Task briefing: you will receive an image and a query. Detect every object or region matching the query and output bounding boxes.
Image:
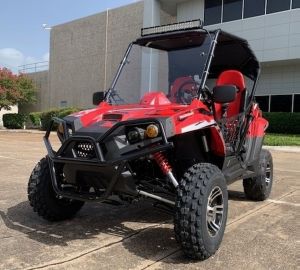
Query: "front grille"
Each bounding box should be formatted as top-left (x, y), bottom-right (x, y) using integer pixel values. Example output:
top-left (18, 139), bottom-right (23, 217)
top-left (74, 142), bottom-right (96, 159)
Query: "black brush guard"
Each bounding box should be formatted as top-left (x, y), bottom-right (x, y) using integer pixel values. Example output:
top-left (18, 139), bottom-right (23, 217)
top-left (44, 117), bottom-right (173, 202)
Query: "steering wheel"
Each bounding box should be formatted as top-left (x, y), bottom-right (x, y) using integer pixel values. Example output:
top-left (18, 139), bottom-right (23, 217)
top-left (177, 79), bottom-right (199, 104)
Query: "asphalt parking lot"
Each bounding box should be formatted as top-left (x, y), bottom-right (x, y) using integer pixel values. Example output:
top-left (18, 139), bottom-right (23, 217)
top-left (0, 131), bottom-right (299, 270)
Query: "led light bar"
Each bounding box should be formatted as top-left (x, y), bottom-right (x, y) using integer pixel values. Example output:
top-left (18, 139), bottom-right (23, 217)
top-left (141, 19), bottom-right (203, 36)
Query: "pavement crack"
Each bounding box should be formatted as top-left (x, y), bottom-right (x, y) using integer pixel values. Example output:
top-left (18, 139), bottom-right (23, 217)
top-left (140, 190), bottom-right (298, 268)
top-left (227, 190), bottom-right (296, 229)
top-left (24, 222), bottom-right (170, 270)
top-left (267, 199), bottom-right (299, 207)
top-left (141, 249), bottom-right (181, 270)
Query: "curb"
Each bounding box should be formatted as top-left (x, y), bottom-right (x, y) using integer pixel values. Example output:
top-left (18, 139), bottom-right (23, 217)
top-left (263, 146), bottom-right (300, 153)
top-left (0, 129), bottom-right (45, 134)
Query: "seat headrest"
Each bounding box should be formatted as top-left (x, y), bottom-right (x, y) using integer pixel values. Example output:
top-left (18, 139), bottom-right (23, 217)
top-left (216, 70), bottom-right (246, 91)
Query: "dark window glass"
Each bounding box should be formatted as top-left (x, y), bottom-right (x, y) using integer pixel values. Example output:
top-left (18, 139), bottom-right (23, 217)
top-left (292, 0), bottom-right (300, 8)
top-left (204, 0), bottom-right (222, 25)
top-left (294, 94), bottom-right (300, 112)
top-left (267, 0), bottom-right (291, 14)
top-left (270, 95), bottom-right (292, 112)
top-left (256, 96), bottom-right (269, 112)
top-left (223, 0), bottom-right (243, 22)
top-left (244, 0), bottom-right (266, 18)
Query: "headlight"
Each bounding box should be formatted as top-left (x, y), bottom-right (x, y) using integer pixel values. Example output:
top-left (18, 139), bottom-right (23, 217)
top-left (145, 124), bottom-right (159, 138)
top-left (126, 127), bottom-right (145, 144)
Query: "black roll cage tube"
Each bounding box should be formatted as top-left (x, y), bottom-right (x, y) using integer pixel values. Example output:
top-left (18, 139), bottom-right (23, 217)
top-left (104, 29), bottom-right (260, 106)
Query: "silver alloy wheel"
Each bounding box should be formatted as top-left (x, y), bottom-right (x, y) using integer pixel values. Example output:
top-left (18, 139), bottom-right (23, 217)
top-left (206, 186), bottom-right (224, 237)
top-left (265, 162), bottom-right (271, 186)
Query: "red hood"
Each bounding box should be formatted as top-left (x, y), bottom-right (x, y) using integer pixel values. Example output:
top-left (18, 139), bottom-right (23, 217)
top-left (70, 92), bottom-right (214, 135)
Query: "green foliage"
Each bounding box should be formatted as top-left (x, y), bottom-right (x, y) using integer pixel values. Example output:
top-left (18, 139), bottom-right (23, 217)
top-left (264, 113), bottom-right (300, 134)
top-left (57, 107), bottom-right (81, 118)
top-left (0, 68), bottom-right (36, 111)
top-left (40, 109), bottom-right (61, 131)
top-left (3, 113), bottom-right (28, 129)
top-left (40, 107), bottom-right (81, 131)
top-left (264, 134), bottom-right (300, 146)
top-left (29, 112), bottom-right (42, 127)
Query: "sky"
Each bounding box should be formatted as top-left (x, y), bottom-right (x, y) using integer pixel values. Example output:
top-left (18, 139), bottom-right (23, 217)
top-left (0, 0), bottom-right (137, 72)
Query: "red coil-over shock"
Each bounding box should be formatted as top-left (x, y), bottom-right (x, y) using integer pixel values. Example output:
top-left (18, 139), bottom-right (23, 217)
top-left (153, 152), bottom-right (178, 187)
top-left (153, 152), bottom-right (171, 174)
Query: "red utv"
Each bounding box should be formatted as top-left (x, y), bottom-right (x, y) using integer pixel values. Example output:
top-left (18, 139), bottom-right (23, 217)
top-left (28, 20), bottom-right (273, 260)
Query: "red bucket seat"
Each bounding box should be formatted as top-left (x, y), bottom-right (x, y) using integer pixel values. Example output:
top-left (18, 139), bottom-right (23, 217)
top-left (214, 70), bottom-right (246, 119)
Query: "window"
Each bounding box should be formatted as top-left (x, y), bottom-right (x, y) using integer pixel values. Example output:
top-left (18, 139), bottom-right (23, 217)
top-left (266, 0), bottom-right (291, 14)
top-left (292, 0), bottom-right (300, 8)
top-left (294, 94), bottom-right (300, 112)
top-left (256, 96), bottom-right (269, 112)
top-left (204, 0), bottom-right (222, 25)
top-left (244, 0), bottom-right (266, 18)
top-left (270, 95), bottom-right (292, 112)
top-left (60, 100), bottom-right (68, 108)
top-left (223, 0), bottom-right (243, 22)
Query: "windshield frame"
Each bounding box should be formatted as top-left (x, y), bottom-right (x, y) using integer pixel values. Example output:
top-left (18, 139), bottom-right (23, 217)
top-left (105, 29), bottom-right (260, 105)
top-left (104, 29), bottom-right (217, 104)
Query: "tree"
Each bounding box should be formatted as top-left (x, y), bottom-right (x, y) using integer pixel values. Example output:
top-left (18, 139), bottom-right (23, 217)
top-left (0, 67), bottom-right (36, 111)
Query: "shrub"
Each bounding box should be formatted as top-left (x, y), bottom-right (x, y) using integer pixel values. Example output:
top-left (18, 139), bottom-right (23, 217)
top-left (57, 107), bottom-right (81, 118)
top-left (3, 113), bottom-right (27, 129)
top-left (29, 112), bottom-right (42, 127)
top-left (40, 107), bottom-right (81, 131)
top-left (263, 112), bottom-right (300, 134)
top-left (40, 109), bottom-right (61, 131)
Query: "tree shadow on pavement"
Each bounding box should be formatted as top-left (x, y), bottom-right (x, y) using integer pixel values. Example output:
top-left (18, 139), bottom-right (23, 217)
top-left (0, 200), bottom-right (171, 247)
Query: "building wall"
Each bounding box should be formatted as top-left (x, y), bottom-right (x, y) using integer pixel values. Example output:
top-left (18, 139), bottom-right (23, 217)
top-left (19, 71), bottom-right (49, 113)
top-left (175, 0), bottom-right (300, 110)
top-left (33, 0), bottom-right (299, 113)
top-left (257, 60), bottom-right (300, 96)
top-left (177, 0), bottom-right (204, 21)
top-left (48, 1), bottom-right (175, 110)
top-left (204, 9), bottom-right (300, 64)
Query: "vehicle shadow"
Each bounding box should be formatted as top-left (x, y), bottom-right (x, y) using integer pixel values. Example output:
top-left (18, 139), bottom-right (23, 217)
top-left (121, 189), bottom-right (250, 264)
top-left (0, 189), bottom-right (248, 264)
top-left (228, 190), bottom-right (249, 201)
top-left (0, 200), bottom-right (171, 247)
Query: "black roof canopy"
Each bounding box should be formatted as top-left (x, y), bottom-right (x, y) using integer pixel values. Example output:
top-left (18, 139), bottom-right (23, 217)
top-left (135, 29), bottom-right (260, 81)
top-left (212, 31), bottom-right (260, 80)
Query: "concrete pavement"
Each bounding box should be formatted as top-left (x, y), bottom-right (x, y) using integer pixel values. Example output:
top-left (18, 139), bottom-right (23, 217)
top-left (0, 132), bottom-right (299, 270)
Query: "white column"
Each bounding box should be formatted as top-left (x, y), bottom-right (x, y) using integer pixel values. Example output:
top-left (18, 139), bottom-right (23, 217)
top-left (141, 0), bottom-right (161, 97)
top-left (177, 0), bottom-right (204, 22)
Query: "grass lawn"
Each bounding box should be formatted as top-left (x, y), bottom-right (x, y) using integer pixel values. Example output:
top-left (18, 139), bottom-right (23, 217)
top-left (264, 134), bottom-right (300, 146)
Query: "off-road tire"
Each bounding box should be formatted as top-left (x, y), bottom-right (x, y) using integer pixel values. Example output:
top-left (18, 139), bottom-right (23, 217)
top-left (243, 149), bottom-right (273, 201)
top-left (28, 157), bottom-right (84, 221)
top-left (174, 163), bottom-right (228, 260)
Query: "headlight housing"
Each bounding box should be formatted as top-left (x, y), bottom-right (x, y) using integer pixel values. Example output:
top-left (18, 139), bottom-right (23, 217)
top-left (126, 127), bottom-right (145, 144)
top-left (145, 124), bottom-right (159, 138)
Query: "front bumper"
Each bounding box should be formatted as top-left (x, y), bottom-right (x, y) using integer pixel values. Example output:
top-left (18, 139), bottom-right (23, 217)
top-left (44, 117), bottom-right (173, 201)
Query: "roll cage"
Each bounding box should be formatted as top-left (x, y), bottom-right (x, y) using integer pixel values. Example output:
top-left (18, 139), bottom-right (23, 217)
top-left (105, 28), bottom-right (261, 108)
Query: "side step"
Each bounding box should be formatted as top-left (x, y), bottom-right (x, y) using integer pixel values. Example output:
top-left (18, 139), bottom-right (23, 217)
top-left (223, 156), bottom-right (255, 184)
